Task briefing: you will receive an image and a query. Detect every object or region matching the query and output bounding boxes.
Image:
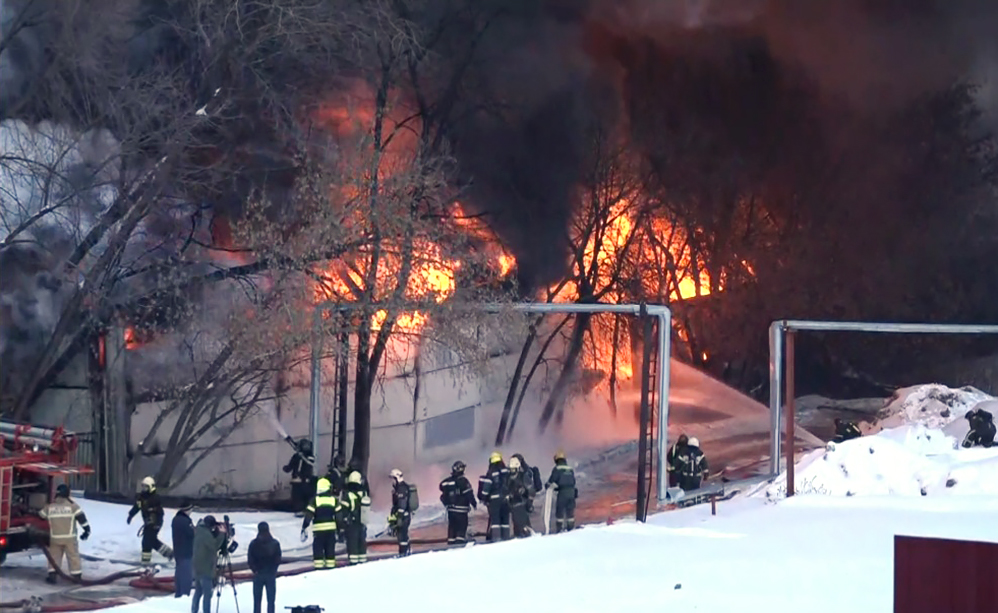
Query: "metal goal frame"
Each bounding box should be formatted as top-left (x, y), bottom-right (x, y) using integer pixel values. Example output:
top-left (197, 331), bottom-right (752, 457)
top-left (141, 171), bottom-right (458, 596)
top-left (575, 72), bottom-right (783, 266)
top-left (769, 320), bottom-right (998, 496)
top-left (309, 301), bottom-right (674, 508)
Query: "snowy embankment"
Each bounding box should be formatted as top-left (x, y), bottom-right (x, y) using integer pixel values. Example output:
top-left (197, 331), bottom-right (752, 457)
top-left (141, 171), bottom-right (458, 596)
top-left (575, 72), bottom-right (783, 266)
top-left (752, 383), bottom-right (998, 499)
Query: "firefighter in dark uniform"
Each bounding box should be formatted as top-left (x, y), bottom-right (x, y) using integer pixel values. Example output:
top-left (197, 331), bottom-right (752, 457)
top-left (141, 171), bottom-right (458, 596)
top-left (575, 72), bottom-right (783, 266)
top-left (666, 434), bottom-right (690, 488)
top-left (511, 453), bottom-right (542, 513)
top-left (341, 471), bottom-right (369, 564)
top-left (439, 460), bottom-right (476, 546)
top-left (963, 408), bottom-right (997, 448)
top-left (833, 418), bottom-right (862, 443)
top-left (508, 456), bottom-right (534, 537)
top-left (301, 477), bottom-right (340, 569)
top-left (325, 454), bottom-right (347, 496)
top-left (546, 450), bottom-right (577, 533)
top-left (345, 458), bottom-right (371, 498)
top-left (478, 451), bottom-right (511, 542)
top-left (387, 469), bottom-right (412, 557)
top-left (676, 437), bottom-right (709, 491)
top-left (126, 476), bottom-right (173, 565)
top-left (283, 438), bottom-right (316, 515)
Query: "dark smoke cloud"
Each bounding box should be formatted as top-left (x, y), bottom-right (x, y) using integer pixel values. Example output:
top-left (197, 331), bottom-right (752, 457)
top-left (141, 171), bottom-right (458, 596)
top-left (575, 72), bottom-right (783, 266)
top-left (587, 0), bottom-right (998, 115)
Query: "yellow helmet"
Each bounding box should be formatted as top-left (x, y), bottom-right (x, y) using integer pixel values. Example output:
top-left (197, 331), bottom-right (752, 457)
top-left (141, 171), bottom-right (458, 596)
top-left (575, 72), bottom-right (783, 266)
top-left (489, 451), bottom-right (502, 463)
top-left (316, 477), bottom-right (332, 494)
top-left (554, 449), bottom-right (566, 461)
top-left (509, 456), bottom-right (521, 470)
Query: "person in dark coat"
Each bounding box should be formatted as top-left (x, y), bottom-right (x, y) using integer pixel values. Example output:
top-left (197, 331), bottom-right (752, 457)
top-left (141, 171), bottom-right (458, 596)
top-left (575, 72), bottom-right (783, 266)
top-left (963, 408), bottom-right (997, 448)
top-left (171, 501), bottom-right (195, 598)
top-left (507, 456), bottom-right (534, 537)
top-left (478, 452), bottom-right (511, 542)
top-left (388, 469), bottom-right (412, 557)
top-left (126, 476), bottom-right (173, 564)
top-left (546, 450), bottom-right (577, 533)
top-left (345, 458), bottom-right (371, 499)
top-left (282, 438), bottom-right (315, 515)
top-left (666, 434), bottom-right (689, 488)
top-left (833, 418), bottom-right (862, 444)
top-left (675, 437), bottom-right (709, 491)
top-left (247, 522), bottom-right (282, 613)
top-left (191, 516), bottom-right (226, 613)
top-left (439, 460), bottom-right (476, 546)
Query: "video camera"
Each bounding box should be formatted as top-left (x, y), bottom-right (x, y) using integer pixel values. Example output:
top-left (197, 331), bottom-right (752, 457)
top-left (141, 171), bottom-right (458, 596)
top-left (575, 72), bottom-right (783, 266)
top-left (212, 514), bottom-right (238, 556)
top-left (286, 607), bottom-right (324, 613)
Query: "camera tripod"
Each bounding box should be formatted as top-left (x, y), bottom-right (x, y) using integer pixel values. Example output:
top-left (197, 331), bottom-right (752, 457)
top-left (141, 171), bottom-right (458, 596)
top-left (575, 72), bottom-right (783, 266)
top-left (215, 516), bottom-right (240, 613)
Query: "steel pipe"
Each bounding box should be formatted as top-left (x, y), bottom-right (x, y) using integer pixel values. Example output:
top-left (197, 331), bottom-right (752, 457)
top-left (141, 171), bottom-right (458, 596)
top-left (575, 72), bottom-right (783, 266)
top-left (778, 320), bottom-right (998, 334)
top-left (311, 301), bottom-right (674, 503)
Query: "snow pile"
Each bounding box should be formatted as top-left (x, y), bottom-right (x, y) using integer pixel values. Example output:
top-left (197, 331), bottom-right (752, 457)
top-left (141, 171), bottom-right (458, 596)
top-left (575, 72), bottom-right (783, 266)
top-left (884, 383), bottom-right (993, 429)
top-left (751, 423), bottom-right (998, 500)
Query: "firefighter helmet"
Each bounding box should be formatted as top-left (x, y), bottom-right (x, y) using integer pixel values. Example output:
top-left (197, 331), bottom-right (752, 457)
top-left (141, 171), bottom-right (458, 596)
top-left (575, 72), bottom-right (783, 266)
top-left (553, 450), bottom-right (566, 461)
top-left (56, 484), bottom-right (70, 498)
top-left (452, 460), bottom-right (466, 474)
top-left (348, 471), bottom-right (363, 485)
top-left (140, 476), bottom-right (155, 492)
top-left (509, 456), bottom-right (521, 470)
top-left (389, 468), bottom-right (403, 482)
top-left (316, 477), bottom-right (332, 494)
top-left (688, 437), bottom-right (700, 448)
top-left (489, 451), bottom-right (502, 464)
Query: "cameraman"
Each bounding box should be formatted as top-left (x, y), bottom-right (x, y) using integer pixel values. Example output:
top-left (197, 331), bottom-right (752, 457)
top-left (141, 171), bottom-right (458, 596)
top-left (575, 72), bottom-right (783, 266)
top-left (191, 516), bottom-right (227, 613)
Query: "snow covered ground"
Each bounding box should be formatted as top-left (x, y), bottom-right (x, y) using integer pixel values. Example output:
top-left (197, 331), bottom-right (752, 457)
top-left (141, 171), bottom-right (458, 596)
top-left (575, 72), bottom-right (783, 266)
top-left (6, 382), bottom-right (998, 611)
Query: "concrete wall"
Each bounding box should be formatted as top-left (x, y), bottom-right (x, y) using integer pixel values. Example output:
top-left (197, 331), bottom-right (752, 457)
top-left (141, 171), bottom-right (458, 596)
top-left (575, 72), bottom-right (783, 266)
top-left (128, 337), bottom-right (524, 498)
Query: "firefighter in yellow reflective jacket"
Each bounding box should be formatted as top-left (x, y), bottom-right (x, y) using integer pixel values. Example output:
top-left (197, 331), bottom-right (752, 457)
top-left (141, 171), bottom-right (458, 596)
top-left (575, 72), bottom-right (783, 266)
top-left (301, 478), bottom-right (341, 569)
top-left (39, 484), bottom-right (91, 584)
top-left (341, 471), bottom-right (369, 565)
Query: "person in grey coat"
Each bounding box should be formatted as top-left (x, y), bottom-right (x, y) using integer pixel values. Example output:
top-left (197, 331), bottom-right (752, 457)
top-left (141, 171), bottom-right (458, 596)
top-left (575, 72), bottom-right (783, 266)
top-left (191, 516), bottom-right (226, 613)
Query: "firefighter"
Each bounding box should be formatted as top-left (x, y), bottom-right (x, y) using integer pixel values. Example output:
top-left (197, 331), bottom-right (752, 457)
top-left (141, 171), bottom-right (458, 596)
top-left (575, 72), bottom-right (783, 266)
top-left (676, 437), bottom-right (709, 491)
top-left (325, 454), bottom-right (347, 496)
top-left (666, 434), bottom-right (690, 488)
top-left (478, 451), bottom-right (511, 542)
top-left (126, 476), bottom-right (173, 565)
top-left (439, 460), bottom-right (476, 546)
top-left (507, 456), bottom-right (534, 537)
top-left (546, 450), bottom-right (577, 533)
top-left (342, 471), bottom-right (369, 564)
top-left (962, 408), bottom-right (997, 448)
top-left (345, 458), bottom-right (371, 498)
top-left (39, 484), bottom-right (91, 584)
top-left (833, 418), bottom-right (862, 443)
top-left (387, 468), bottom-right (412, 557)
top-left (283, 438), bottom-right (316, 515)
top-left (511, 453), bottom-right (542, 513)
top-left (302, 477), bottom-right (340, 569)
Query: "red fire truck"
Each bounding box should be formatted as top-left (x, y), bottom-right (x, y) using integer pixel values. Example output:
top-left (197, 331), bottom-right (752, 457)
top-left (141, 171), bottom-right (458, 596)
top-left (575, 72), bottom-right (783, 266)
top-left (0, 420), bottom-right (95, 565)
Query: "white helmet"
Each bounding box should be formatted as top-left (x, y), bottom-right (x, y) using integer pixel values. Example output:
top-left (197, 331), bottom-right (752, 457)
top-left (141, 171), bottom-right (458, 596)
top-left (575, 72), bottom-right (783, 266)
top-left (140, 476), bottom-right (155, 492)
top-left (509, 457), bottom-right (521, 470)
top-left (389, 468), bottom-right (403, 482)
top-left (688, 437), bottom-right (700, 448)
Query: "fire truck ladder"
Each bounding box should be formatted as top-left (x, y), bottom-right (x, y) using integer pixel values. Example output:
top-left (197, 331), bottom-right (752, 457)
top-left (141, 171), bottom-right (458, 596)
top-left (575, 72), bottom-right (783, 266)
top-left (330, 331), bottom-right (349, 463)
top-left (635, 306), bottom-right (659, 522)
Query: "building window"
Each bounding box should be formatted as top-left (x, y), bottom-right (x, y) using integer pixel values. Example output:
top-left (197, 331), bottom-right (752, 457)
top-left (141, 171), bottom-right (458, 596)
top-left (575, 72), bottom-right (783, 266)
top-left (423, 405), bottom-right (476, 450)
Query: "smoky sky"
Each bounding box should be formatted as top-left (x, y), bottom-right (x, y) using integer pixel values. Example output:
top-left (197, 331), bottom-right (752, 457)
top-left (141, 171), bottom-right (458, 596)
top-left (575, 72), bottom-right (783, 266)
top-left (2, 0), bottom-right (997, 316)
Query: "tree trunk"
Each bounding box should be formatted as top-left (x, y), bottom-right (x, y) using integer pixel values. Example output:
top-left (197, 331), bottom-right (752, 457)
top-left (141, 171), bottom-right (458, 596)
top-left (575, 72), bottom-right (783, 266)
top-left (494, 323), bottom-right (537, 446)
top-left (537, 313), bottom-right (591, 434)
top-left (608, 314), bottom-right (620, 416)
top-left (507, 315), bottom-right (571, 440)
top-left (352, 325), bottom-right (373, 472)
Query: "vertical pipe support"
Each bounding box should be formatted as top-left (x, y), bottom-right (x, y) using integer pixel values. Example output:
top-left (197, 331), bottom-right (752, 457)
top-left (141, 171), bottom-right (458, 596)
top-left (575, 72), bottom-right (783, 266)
top-left (309, 308), bottom-right (324, 460)
top-left (635, 303), bottom-right (652, 522)
top-left (785, 328), bottom-right (797, 497)
top-left (768, 321), bottom-right (784, 475)
top-left (655, 309), bottom-right (672, 504)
